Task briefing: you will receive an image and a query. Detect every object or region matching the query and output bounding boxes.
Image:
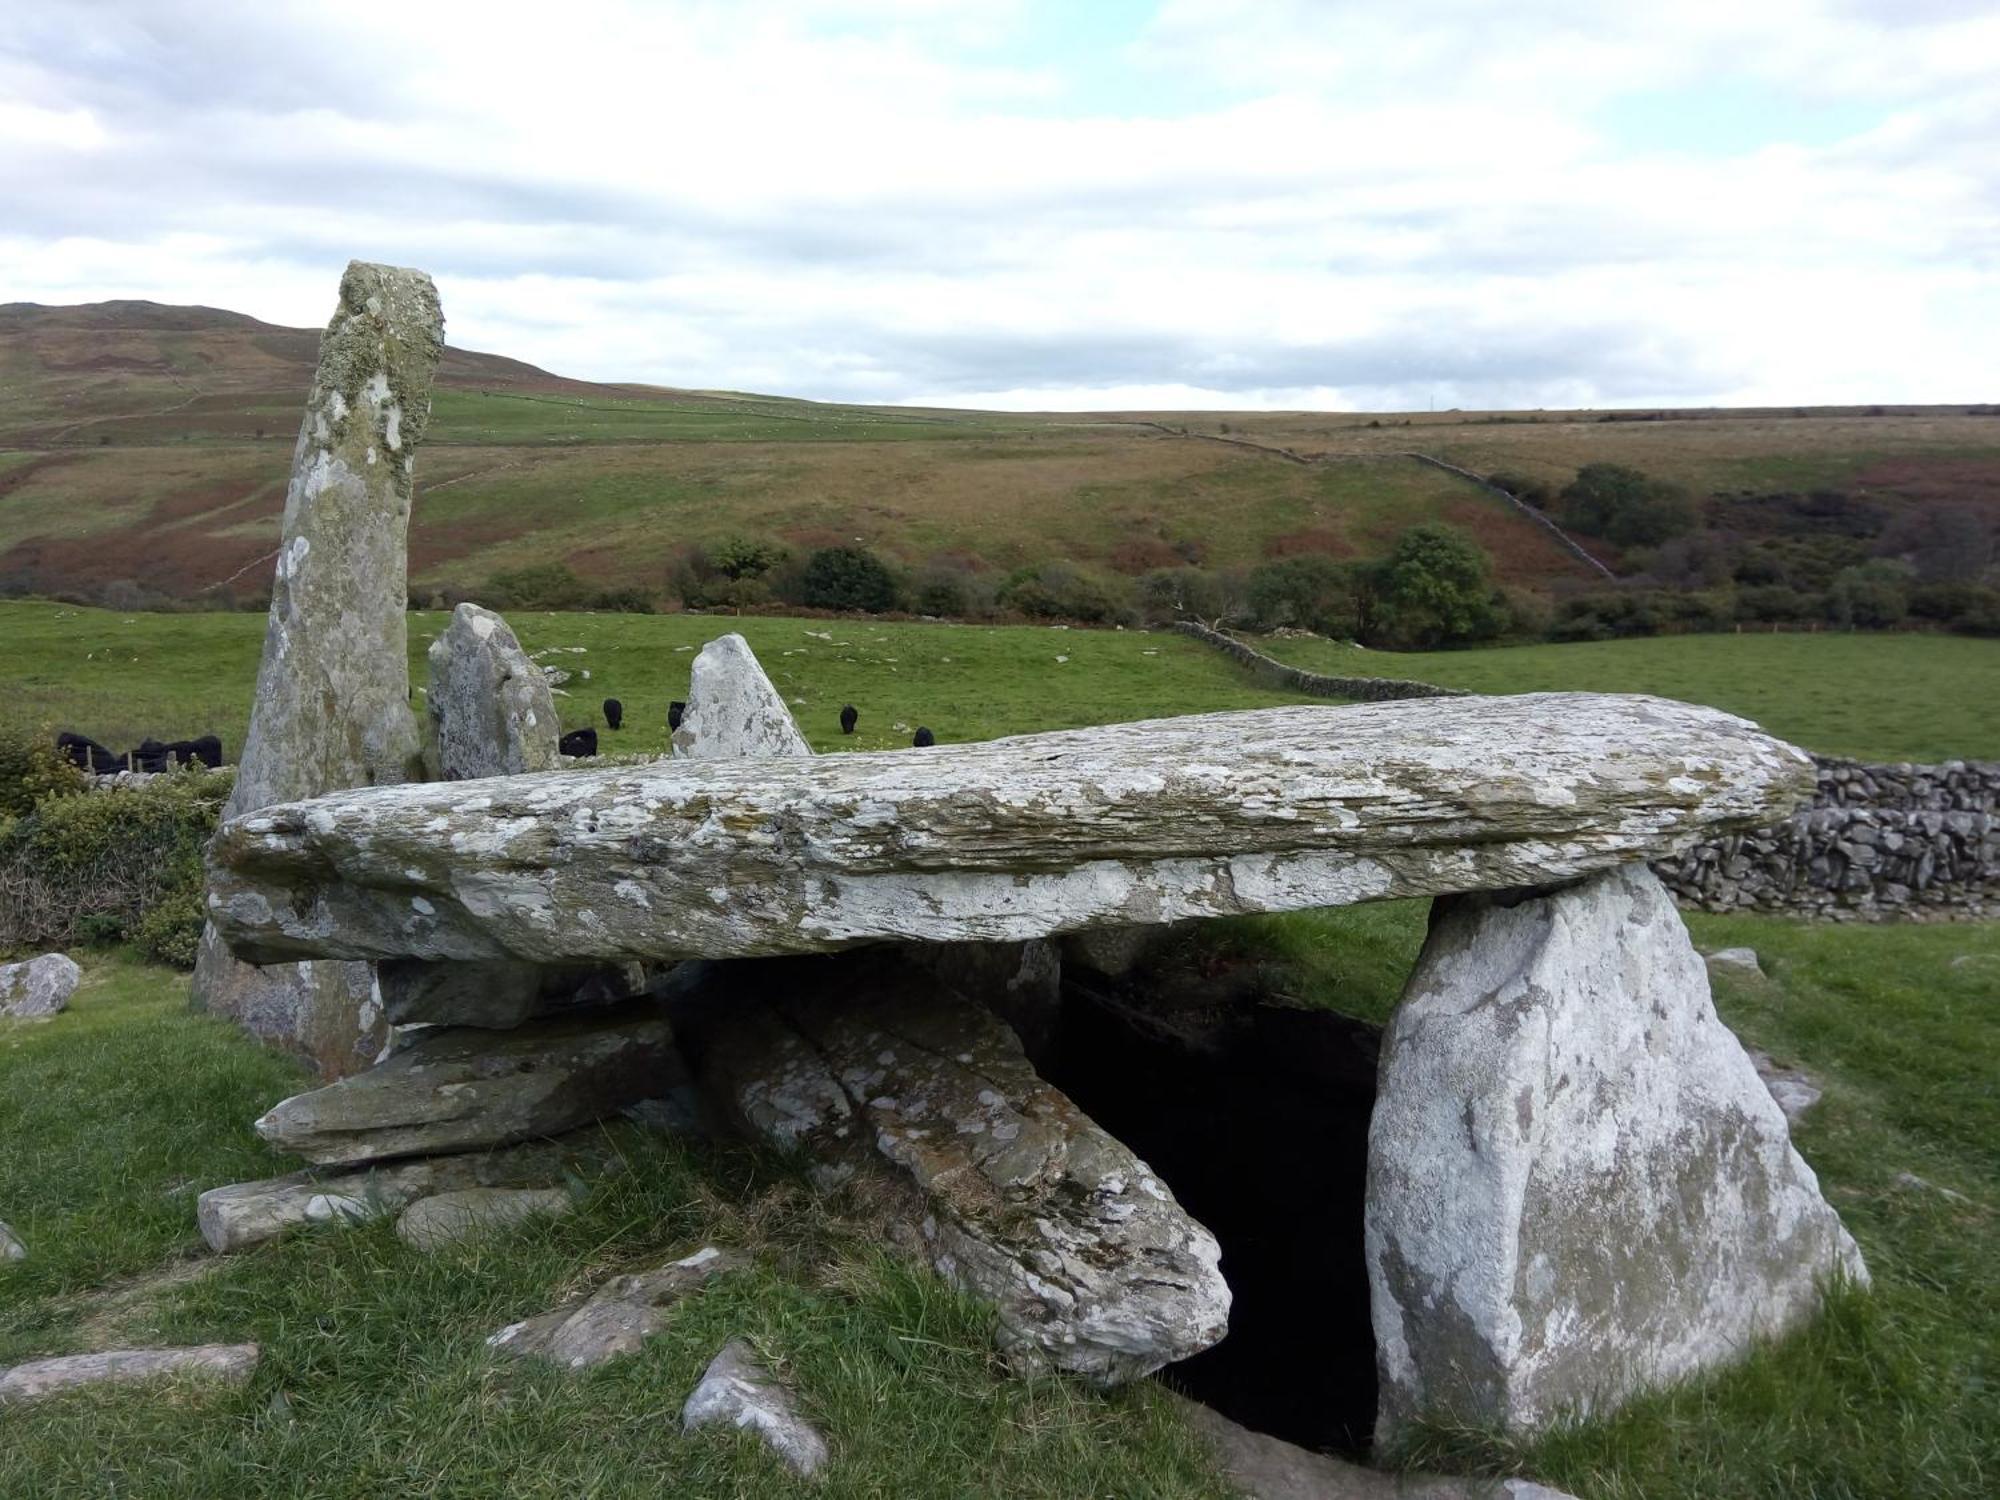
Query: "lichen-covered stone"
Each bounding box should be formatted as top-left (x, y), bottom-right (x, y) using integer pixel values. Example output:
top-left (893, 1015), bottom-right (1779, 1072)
top-left (376, 958), bottom-right (650, 1029)
top-left (687, 952), bottom-right (1230, 1384)
top-left (426, 603), bottom-right (560, 781)
top-left (191, 260), bottom-right (444, 1078)
top-left (0, 953), bottom-right (80, 1019)
top-left (253, 1002), bottom-right (682, 1165)
top-left (1366, 865), bottom-right (1866, 1443)
top-left (395, 1186), bottom-right (574, 1250)
top-left (209, 694), bottom-right (1814, 967)
top-left (488, 1246), bottom-right (744, 1369)
top-left (671, 633), bottom-right (812, 760)
top-left (682, 1338), bottom-right (829, 1477)
top-left (0, 1344), bottom-right (259, 1406)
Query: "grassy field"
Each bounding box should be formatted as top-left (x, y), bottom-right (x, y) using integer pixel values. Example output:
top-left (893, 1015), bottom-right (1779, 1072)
top-left (3, 601), bottom-right (1996, 764)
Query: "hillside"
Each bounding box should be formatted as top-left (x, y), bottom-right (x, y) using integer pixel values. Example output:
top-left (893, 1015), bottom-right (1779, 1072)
top-left (2, 300), bottom-right (1996, 608)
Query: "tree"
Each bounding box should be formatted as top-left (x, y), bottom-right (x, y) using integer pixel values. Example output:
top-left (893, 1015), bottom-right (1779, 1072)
top-left (1558, 463), bottom-right (1697, 548)
top-left (1243, 555), bottom-right (1361, 637)
top-left (1827, 559), bottom-right (1913, 629)
top-left (1375, 524), bottom-right (1501, 647)
top-left (800, 546), bottom-right (900, 613)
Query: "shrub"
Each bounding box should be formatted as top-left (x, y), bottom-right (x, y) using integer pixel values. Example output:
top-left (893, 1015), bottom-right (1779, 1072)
top-left (1373, 524), bottom-right (1501, 647)
top-left (798, 547), bottom-right (902, 613)
top-left (1827, 559), bottom-right (1914, 629)
top-left (483, 562), bottom-right (590, 611)
top-left (585, 586), bottom-right (656, 613)
top-left (1487, 469), bottom-right (1555, 508)
top-left (1243, 555), bottom-right (1364, 637)
top-left (1558, 463), bottom-right (1698, 548)
top-left (0, 726), bottom-right (89, 818)
top-left (996, 563), bottom-right (1132, 625)
top-left (1137, 567), bottom-right (1232, 625)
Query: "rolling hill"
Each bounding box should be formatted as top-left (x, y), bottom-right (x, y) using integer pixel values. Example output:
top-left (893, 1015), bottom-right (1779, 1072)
top-left (2, 300), bottom-right (1996, 607)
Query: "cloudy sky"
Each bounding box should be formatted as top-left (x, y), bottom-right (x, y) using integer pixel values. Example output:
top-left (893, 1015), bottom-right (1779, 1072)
top-left (5, 0), bottom-right (1996, 410)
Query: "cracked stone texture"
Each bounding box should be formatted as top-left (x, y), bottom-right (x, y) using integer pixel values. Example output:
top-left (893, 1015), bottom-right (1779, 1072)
top-left (682, 1338), bottom-right (829, 1478)
top-left (0, 1344), bottom-right (260, 1406)
top-left (207, 694), bottom-right (1814, 968)
top-left (377, 957), bottom-right (651, 1030)
top-left (252, 1001), bottom-right (682, 1165)
top-left (191, 260), bottom-right (444, 1079)
top-left (0, 953), bottom-right (80, 1019)
top-left (1367, 864), bottom-right (1867, 1443)
top-left (426, 603), bottom-right (560, 781)
top-left (670, 633), bottom-right (813, 760)
top-left (686, 950), bottom-right (1230, 1384)
top-left (395, 1186), bottom-right (574, 1250)
top-left (488, 1245), bottom-right (744, 1369)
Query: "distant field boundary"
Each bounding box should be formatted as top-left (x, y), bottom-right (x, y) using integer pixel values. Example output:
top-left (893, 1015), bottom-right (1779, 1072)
top-left (1169, 620), bottom-right (1467, 701)
top-left (1400, 453), bottom-right (1620, 582)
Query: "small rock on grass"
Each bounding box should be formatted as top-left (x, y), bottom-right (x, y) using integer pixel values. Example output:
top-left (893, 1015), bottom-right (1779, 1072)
top-left (0, 1221), bottom-right (25, 1262)
top-left (682, 1338), bottom-right (828, 1478)
top-left (1893, 1171), bottom-right (1974, 1207)
top-left (0, 953), bottom-right (81, 1020)
top-left (1748, 1049), bottom-right (1824, 1126)
top-left (489, 1245), bottom-right (743, 1370)
top-left (1704, 947), bottom-right (1765, 979)
top-left (395, 1187), bottom-right (574, 1251)
top-left (0, 1344), bottom-right (259, 1406)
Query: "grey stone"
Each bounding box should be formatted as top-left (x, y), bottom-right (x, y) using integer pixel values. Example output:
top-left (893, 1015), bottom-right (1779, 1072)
top-left (0, 1221), bottom-right (25, 1261)
top-left (1749, 1049), bottom-right (1824, 1125)
top-left (377, 958), bottom-right (649, 1030)
top-left (0, 953), bottom-right (80, 1019)
top-left (688, 951), bottom-right (1230, 1384)
top-left (426, 603), bottom-right (560, 781)
top-left (682, 1338), bottom-right (828, 1478)
top-left (191, 260), bottom-right (444, 1079)
top-left (395, 1186), bottom-right (574, 1250)
top-left (252, 1002), bottom-right (683, 1165)
top-left (1705, 946), bottom-right (1764, 979)
top-left (670, 633), bottom-right (812, 760)
top-left (488, 1245), bottom-right (744, 1368)
top-left (1892, 1170), bottom-right (1973, 1206)
top-left (0, 1344), bottom-right (259, 1406)
top-left (1367, 865), bottom-right (1867, 1443)
top-left (208, 694), bottom-right (1814, 967)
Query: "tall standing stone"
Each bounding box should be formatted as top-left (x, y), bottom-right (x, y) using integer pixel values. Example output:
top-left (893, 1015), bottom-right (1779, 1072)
top-left (670, 634), bottom-right (812, 759)
top-left (191, 260), bottom-right (444, 1078)
top-left (426, 603), bottom-right (560, 780)
top-left (1366, 864), bottom-right (1866, 1443)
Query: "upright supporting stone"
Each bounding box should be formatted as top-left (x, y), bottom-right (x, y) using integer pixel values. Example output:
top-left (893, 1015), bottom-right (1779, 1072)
top-left (1366, 865), bottom-right (1866, 1443)
top-left (671, 633), bottom-right (812, 759)
top-left (426, 603), bottom-right (560, 780)
top-left (191, 260), bottom-right (444, 1078)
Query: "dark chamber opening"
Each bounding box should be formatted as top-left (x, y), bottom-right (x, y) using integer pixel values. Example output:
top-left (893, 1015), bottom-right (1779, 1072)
top-left (1041, 975), bottom-right (1384, 1456)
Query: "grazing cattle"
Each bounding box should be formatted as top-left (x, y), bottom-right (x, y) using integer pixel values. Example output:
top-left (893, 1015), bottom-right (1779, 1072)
top-left (603, 698), bottom-right (624, 731)
top-left (912, 727), bottom-right (936, 748)
top-left (56, 731), bottom-right (225, 775)
top-left (559, 728), bottom-right (599, 758)
top-left (55, 732), bottom-right (122, 774)
top-left (166, 735), bottom-right (225, 769)
top-left (839, 704), bottom-right (858, 735)
top-left (667, 700), bottom-right (687, 732)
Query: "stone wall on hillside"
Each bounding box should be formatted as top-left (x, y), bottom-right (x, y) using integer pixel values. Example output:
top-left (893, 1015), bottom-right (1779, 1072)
top-left (1168, 621), bottom-right (1465, 702)
top-left (1657, 757), bottom-right (1999, 920)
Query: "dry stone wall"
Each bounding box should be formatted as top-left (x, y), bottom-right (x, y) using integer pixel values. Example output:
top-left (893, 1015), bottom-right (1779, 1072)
top-left (1658, 756), bottom-right (1999, 919)
top-left (1169, 622), bottom-right (1466, 702)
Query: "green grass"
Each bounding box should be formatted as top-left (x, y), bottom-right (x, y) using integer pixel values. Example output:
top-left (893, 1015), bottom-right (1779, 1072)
top-left (1257, 630), bottom-right (2000, 761)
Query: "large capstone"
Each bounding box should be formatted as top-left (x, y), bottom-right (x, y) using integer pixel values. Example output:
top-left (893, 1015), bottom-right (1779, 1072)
top-left (426, 603), bottom-right (560, 781)
top-left (190, 260), bottom-right (444, 1078)
top-left (1365, 864), bottom-right (1867, 1443)
top-left (208, 695), bottom-right (1814, 967)
top-left (670, 633), bottom-right (813, 759)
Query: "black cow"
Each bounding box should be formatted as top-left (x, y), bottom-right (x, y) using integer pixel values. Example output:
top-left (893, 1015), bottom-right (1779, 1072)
top-left (559, 728), bottom-right (599, 758)
top-left (667, 700), bottom-right (687, 732)
top-left (55, 731), bottom-right (122, 774)
top-left (912, 727), bottom-right (936, 748)
top-left (164, 735), bottom-right (225, 769)
top-left (603, 698), bottom-right (624, 731)
top-left (839, 704), bottom-right (858, 735)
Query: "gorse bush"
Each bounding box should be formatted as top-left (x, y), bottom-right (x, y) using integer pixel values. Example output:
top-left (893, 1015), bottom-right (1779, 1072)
top-left (798, 546), bottom-right (902, 613)
top-left (0, 726), bottom-right (88, 817)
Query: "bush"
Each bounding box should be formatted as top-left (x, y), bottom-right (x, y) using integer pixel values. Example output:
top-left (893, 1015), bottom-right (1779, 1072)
top-left (797, 547), bottom-right (901, 614)
top-left (0, 768), bottom-right (230, 968)
top-left (585, 586), bottom-right (656, 613)
top-left (483, 562), bottom-right (590, 611)
top-left (1827, 559), bottom-right (1914, 629)
top-left (1487, 469), bottom-right (1555, 508)
top-left (1373, 524), bottom-right (1501, 647)
top-left (1243, 555), bottom-right (1364, 637)
top-left (996, 563), bottom-right (1133, 625)
top-left (1558, 463), bottom-right (1698, 548)
top-left (1137, 567), bottom-right (1233, 625)
top-left (0, 727), bottom-right (89, 818)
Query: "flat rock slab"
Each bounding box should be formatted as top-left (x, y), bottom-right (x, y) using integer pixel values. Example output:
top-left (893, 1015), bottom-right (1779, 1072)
top-left (396, 1186), bottom-right (574, 1250)
top-left (0, 1344), bottom-right (259, 1406)
top-left (682, 1338), bottom-right (829, 1478)
top-left (0, 953), bottom-right (81, 1019)
top-left (209, 694), bottom-right (1813, 966)
top-left (488, 1245), bottom-right (743, 1369)
top-left (253, 1002), bottom-right (681, 1165)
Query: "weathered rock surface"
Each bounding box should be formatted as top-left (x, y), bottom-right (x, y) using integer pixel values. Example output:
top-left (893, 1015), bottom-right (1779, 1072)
top-left (682, 1338), bottom-right (828, 1478)
top-left (253, 1002), bottom-right (682, 1165)
top-left (685, 951), bottom-right (1230, 1383)
top-left (191, 260), bottom-right (444, 1079)
top-left (671, 633), bottom-right (812, 760)
top-left (488, 1245), bottom-right (743, 1368)
top-left (426, 603), bottom-right (560, 781)
top-left (0, 1344), bottom-right (259, 1406)
top-left (1749, 1050), bottom-right (1824, 1125)
top-left (1705, 946), bottom-right (1765, 978)
top-left (0, 1221), bottom-right (25, 1261)
top-left (197, 1135), bottom-right (625, 1252)
top-left (395, 1186), bottom-right (573, 1250)
top-left (0, 952), bottom-right (80, 1019)
top-left (210, 695), bottom-right (1813, 967)
top-left (377, 957), bottom-right (650, 1029)
top-left (1367, 865), bottom-right (1867, 1442)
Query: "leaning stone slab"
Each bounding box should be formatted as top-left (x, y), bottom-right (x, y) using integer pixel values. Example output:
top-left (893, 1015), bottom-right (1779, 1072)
top-left (396, 1186), bottom-right (573, 1250)
top-left (686, 951), bottom-right (1230, 1384)
top-left (253, 1002), bottom-right (682, 1165)
top-left (1366, 865), bottom-right (1867, 1443)
top-left (488, 1245), bottom-right (744, 1369)
top-left (682, 1338), bottom-right (829, 1478)
top-left (190, 259), bottom-right (444, 1080)
top-left (426, 603), bottom-right (560, 781)
top-left (0, 1344), bottom-right (259, 1406)
top-left (671, 633), bottom-right (812, 760)
top-left (209, 694), bottom-right (1813, 967)
top-left (0, 953), bottom-right (80, 1019)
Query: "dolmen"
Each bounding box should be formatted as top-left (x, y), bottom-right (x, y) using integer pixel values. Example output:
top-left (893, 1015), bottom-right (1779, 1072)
top-left (200, 629), bottom-right (1867, 1440)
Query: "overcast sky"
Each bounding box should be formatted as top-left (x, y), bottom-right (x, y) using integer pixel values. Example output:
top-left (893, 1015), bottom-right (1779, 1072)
top-left (5, 0), bottom-right (1996, 410)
